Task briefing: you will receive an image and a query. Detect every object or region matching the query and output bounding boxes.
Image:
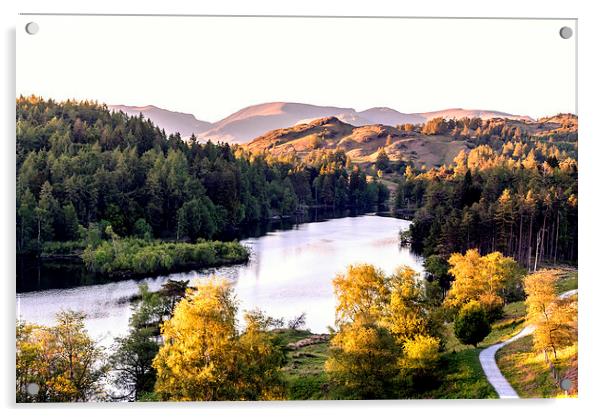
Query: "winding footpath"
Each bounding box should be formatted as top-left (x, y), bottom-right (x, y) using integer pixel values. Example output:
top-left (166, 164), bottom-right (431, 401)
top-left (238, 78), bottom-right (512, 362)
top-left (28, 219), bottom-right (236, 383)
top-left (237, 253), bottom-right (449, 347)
top-left (479, 289), bottom-right (578, 399)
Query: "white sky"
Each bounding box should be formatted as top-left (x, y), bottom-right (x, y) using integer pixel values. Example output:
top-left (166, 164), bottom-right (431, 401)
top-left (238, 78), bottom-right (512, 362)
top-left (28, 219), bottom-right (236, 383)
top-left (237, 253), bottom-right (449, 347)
top-left (17, 15), bottom-right (576, 122)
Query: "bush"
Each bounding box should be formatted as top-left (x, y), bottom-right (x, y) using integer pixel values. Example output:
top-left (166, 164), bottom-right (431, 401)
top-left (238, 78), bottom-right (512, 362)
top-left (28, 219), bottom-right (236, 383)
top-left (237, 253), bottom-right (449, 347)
top-left (82, 238), bottom-right (249, 276)
top-left (454, 301), bottom-right (491, 347)
top-left (133, 218), bottom-right (153, 240)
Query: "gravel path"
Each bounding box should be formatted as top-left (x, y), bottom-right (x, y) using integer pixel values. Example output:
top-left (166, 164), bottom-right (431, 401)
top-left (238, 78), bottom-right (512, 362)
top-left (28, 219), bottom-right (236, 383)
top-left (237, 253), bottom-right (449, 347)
top-left (479, 325), bottom-right (534, 398)
top-left (478, 289), bottom-right (577, 399)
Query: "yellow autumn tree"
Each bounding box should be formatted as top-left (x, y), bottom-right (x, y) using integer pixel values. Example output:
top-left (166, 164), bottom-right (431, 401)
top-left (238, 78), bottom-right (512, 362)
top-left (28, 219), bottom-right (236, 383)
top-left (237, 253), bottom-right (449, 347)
top-left (16, 311), bottom-right (107, 403)
top-left (384, 266), bottom-right (431, 344)
top-left (524, 270), bottom-right (577, 359)
top-left (326, 264), bottom-right (442, 398)
top-left (332, 264), bottom-right (388, 325)
top-left (325, 321), bottom-right (400, 399)
top-left (445, 249), bottom-right (523, 320)
top-left (152, 278), bottom-right (285, 401)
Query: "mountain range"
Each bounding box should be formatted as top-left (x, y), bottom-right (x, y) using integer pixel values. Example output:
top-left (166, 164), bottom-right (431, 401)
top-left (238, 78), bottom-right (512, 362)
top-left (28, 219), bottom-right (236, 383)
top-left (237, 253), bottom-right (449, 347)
top-left (109, 102), bottom-right (533, 144)
top-left (107, 105), bottom-right (212, 136)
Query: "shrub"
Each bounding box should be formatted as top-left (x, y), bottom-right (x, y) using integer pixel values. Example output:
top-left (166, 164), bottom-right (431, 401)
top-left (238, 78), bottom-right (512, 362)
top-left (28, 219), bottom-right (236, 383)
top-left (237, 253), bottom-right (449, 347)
top-left (82, 238), bottom-right (249, 276)
top-left (453, 301), bottom-right (491, 347)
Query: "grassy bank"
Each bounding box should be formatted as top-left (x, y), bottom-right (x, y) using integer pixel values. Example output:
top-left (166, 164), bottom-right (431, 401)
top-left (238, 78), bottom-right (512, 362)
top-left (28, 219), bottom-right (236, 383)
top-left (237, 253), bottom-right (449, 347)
top-left (82, 238), bottom-right (250, 277)
top-left (420, 349), bottom-right (496, 399)
top-left (496, 334), bottom-right (577, 398)
top-left (556, 269), bottom-right (578, 293)
top-left (274, 298), bottom-right (532, 400)
top-left (275, 329), bottom-right (330, 400)
top-left (495, 268), bottom-right (578, 398)
top-left (417, 301), bottom-right (527, 399)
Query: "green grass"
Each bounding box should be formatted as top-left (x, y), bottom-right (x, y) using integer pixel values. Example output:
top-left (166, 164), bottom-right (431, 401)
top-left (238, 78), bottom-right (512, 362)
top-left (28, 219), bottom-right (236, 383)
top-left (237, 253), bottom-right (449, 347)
top-left (556, 270), bottom-right (578, 294)
top-left (496, 334), bottom-right (577, 398)
top-left (427, 300), bottom-right (531, 399)
top-left (443, 301), bottom-right (527, 352)
top-left (495, 268), bottom-right (578, 398)
top-left (482, 301), bottom-right (527, 347)
top-left (275, 329), bottom-right (331, 400)
top-left (419, 349), bottom-right (496, 399)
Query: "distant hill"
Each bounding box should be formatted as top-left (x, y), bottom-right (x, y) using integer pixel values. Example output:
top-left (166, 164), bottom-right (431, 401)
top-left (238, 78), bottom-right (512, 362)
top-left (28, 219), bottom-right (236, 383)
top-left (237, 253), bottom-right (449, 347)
top-left (197, 102), bottom-right (356, 143)
top-left (245, 114), bottom-right (576, 169)
top-left (358, 107), bottom-right (425, 126)
top-left (245, 116), bottom-right (470, 169)
top-left (108, 104), bottom-right (211, 136)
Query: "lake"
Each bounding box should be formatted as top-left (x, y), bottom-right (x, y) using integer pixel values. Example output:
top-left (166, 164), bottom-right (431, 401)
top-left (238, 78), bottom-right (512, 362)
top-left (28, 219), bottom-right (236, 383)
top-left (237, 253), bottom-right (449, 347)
top-left (16, 214), bottom-right (423, 346)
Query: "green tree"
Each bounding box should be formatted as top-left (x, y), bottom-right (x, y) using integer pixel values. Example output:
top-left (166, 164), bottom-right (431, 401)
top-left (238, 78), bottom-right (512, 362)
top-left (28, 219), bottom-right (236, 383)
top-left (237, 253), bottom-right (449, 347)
top-left (133, 218), bottom-right (153, 240)
top-left (453, 301), bottom-right (491, 347)
top-left (111, 284), bottom-right (163, 400)
top-left (17, 188), bottom-right (37, 253)
top-left (61, 202), bottom-right (80, 240)
top-left (375, 148), bottom-right (390, 171)
top-left (37, 181), bottom-right (59, 242)
top-left (176, 197), bottom-right (217, 241)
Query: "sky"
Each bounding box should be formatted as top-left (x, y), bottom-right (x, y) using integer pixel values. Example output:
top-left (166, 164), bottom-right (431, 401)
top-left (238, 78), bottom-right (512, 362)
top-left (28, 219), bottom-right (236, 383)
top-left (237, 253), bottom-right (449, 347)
top-left (17, 15), bottom-right (576, 122)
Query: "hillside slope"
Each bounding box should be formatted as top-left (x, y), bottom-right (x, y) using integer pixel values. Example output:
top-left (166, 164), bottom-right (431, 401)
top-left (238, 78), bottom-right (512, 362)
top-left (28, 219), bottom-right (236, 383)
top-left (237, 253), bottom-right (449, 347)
top-left (245, 114), bottom-right (577, 169)
top-left (245, 116), bottom-right (470, 168)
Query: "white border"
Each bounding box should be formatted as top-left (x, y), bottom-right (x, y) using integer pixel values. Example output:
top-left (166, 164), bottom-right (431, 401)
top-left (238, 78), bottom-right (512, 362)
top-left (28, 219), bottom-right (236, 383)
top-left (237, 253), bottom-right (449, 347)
top-left (2, 1), bottom-right (601, 416)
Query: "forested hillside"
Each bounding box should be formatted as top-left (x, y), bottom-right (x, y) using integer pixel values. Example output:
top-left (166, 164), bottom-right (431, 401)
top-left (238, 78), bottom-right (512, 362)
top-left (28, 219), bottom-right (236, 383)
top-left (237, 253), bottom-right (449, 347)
top-left (16, 96), bottom-right (388, 255)
top-left (395, 118), bottom-right (578, 271)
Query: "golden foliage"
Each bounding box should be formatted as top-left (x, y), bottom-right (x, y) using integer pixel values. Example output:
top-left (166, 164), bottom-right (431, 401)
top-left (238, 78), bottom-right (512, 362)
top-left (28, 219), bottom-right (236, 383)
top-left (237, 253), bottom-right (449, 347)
top-left (525, 271), bottom-right (577, 359)
top-left (327, 264), bottom-right (442, 398)
top-left (332, 264), bottom-right (388, 326)
top-left (400, 334), bottom-right (440, 371)
top-left (325, 321), bottom-right (400, 399)
top-left (384, 266), bottom-right (429, 344)
top-left (152, 278), bottom-right (285, 401)
top-left (16, 311), bottom-right (106, 402)
top-left (445, 249), bottom-right (522, 319)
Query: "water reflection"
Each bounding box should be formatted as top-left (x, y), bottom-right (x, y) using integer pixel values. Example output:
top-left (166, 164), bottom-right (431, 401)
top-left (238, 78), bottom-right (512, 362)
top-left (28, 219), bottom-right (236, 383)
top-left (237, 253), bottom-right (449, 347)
top-left (16, 215), bottom-right (422, 346)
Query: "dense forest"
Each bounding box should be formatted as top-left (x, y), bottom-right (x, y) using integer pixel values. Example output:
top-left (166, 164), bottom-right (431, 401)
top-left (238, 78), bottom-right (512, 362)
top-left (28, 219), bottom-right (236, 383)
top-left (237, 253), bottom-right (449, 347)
top-left (16, 96), bottom-right (389, 255)
top-left (395, 117), bottom-right (578, 272)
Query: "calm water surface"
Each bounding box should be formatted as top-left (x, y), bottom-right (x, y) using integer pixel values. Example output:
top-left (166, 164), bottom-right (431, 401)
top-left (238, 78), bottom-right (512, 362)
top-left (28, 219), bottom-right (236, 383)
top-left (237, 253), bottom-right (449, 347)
top-left (16, 215), bottom-right (422, 346)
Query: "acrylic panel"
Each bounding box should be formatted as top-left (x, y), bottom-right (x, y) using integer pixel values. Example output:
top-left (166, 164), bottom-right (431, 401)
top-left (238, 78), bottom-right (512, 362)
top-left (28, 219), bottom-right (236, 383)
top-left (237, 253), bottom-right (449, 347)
top-left (16, 15), bottom-right (577, 402)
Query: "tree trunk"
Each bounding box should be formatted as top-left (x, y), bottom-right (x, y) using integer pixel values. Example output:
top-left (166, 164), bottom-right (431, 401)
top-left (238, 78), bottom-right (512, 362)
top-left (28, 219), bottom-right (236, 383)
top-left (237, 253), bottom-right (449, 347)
top-left (518, 214), bottom-right (524, 265)
top-left (534, 229), bottom-right (541, 272)
top-left (527, 213), bottom-right (533, 271)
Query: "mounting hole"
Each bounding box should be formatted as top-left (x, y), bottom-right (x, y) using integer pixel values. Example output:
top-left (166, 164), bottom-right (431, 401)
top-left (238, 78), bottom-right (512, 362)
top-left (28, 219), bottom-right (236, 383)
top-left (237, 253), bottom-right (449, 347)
top-left (560, 378), bottom-right (573, 391)
top-left (559, 26), bottom-right (573, 40)
top-left (25, 22), bottom-right (39, 35)
top-left (26, 382), bottom-right (40, 395)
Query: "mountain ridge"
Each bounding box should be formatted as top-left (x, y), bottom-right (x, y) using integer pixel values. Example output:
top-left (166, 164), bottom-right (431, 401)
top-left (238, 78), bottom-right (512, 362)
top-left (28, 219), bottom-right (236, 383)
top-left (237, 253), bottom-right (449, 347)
top-left (109, 101), bottom-right (536, 144)
top-left (107, 104), bottom-right (211, 137)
